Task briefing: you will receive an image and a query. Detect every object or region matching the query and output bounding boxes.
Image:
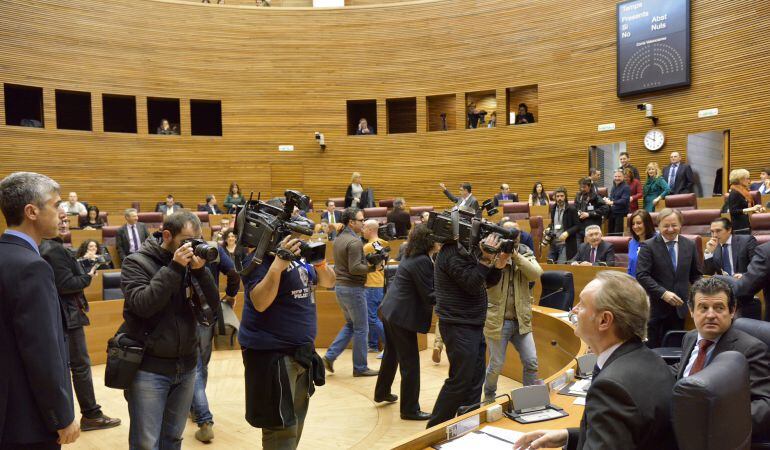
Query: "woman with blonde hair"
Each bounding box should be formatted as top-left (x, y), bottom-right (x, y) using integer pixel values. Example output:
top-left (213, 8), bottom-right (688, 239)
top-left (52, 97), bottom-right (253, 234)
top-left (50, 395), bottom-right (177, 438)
top-left (642, 162), bottom-right (669, 212)
top-left (728, 168), bottom-right (764, 234)
top-left (345, 172), bottom-right (364, 208)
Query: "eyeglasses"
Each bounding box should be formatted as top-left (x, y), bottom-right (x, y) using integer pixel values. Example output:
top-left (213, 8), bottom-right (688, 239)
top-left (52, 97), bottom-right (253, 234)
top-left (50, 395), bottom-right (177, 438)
top-left (352, 218), bottom-right (364, 222)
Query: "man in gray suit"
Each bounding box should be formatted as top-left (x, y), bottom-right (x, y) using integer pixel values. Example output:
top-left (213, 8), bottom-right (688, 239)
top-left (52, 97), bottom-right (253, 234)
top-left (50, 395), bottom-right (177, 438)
top-left (569, 225), bottom-right (616, 266)
top-left (115, 208), bottom-right (149, 263)
top-left (636, 208), bottom-right (702, 348)
top-left (672, 277), bottom-right (770, 440)
top-left (439, 181), bottom-right (480, 217)
top-left (514, 271), bottom-right (677, 450)
top-left (703, 217), bottom-right (759, 318)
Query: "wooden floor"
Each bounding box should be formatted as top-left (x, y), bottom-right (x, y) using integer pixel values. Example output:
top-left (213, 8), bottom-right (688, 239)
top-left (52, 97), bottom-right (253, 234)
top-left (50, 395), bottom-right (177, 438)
top-left (71, 337), bottom-right (520, 449)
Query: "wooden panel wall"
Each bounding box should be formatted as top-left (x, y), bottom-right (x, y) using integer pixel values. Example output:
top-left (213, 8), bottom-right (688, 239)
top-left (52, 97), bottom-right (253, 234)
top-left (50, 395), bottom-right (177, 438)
top-left (386, 98), bottom-right (417, 134)
top-left (1, 0), bottom-right (770, 217)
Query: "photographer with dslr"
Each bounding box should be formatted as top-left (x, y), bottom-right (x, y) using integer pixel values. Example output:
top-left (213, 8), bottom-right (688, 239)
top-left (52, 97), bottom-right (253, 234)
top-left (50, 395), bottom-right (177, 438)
top-left (483, 222), bottom-right (543, 402)
top-left (547, 186), bottom-right (580, 263)
top-left (575, 177), bottom-right (608, 243)
top-left (120, 211), bottom-right (220, 450)
top-left (240, 234), bottom-right (335, 449)
top-left (41, 207), bottom-right (122, 432)
top-left (363, 219), bottom-right (388, 356)
top-left (324, 207), bottom-right (382, 377)
top-left (426, 230), bottom-right (504, 428)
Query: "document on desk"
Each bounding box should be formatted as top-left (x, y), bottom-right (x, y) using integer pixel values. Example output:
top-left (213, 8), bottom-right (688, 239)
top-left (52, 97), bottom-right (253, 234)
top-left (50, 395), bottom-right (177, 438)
top-left (435, 428), bottom-right (522, 449)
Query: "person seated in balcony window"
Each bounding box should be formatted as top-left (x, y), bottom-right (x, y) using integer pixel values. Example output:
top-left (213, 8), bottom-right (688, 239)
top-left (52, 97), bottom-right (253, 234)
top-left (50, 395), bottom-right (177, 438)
top-left (514, 103), bottom-right (535, 125)
top-left (79, 206), bottom-right (105, 230)
top-left (157, 118), bottom-right (175, 135)
top-left (75, 239), bottom-right (114, 272)
top-left (487, 111), bottom-right (497, 128)
top-left (356, 118), bottom-right (376, 135)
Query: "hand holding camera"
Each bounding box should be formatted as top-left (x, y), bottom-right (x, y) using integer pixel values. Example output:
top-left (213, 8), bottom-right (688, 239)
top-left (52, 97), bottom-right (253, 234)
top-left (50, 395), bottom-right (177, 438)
top-left (578, 211), bottom-right (590, 220)
top-left (274, 236), bottom-right (303, 267)
top-left (479, 234), bottom-right (501, 264)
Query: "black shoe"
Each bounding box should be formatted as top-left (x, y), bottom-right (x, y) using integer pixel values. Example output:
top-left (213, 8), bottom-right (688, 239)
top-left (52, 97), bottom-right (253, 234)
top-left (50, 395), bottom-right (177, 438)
top-left (322, 356), bottom-right (335, 374)
top-left (374, 393), bottom-right (398, 403)
top-left (353, 369), bottom-right (379, 377)
top-left (401, 411), bottom-right (431, 421)
top-left (80, 414), bottom-right (122, 431)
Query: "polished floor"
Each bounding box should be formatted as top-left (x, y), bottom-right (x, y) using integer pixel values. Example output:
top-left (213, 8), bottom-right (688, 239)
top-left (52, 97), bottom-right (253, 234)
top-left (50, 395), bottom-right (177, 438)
top-left (71, 338), bottom-right (520, 449)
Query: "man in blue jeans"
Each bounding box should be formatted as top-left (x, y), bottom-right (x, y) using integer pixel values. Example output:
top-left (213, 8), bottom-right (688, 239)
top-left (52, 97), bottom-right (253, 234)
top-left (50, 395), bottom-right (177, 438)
top-left (362, 219), bottom-right (387, 356)
top-left (323, 207), bottom-right (380, 377)
top-left (120, 211), bottom-right (220, 450)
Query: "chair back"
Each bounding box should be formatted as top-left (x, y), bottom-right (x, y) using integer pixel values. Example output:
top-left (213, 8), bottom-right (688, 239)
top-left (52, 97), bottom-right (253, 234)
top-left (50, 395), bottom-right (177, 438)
top-left (538, 271), bottom-right (574, 311)
top-left (102, 272), bottom-right (123, 300)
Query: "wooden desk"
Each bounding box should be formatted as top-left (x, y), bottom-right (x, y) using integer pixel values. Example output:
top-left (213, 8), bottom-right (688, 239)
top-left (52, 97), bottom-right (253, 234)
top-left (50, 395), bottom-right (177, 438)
top-left (530, 204), bottom-right (550, 218)
top-left (698, 196), bottom-right (725, 210)
top-left (70, 229), bottom-right (103, 249)
top-left (393, 306), bottom-right (586, 449)
top-left (83, 268), bottom-right (121, 302)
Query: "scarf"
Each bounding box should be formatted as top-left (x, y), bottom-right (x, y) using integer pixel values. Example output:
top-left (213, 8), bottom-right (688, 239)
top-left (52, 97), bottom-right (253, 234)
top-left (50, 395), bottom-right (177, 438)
top-left (732, 183), bottom-right (754, 206)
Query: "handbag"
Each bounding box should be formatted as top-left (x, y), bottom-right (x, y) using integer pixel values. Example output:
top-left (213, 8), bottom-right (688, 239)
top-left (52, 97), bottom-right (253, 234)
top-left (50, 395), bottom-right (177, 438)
top-left (104, 333), bottom-right (145, 389)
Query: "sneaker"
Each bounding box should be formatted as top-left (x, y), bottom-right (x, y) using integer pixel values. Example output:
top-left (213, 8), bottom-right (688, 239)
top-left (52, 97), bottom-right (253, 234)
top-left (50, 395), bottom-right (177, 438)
top-left (368, 348), bottom-right (380, 353)
top-left (377, 351), bottom-right (384, 359)
top-left (432, 347), bottom-right (442, 364)
top-left (195, 422), bottom-right (214, 443)
top-left (322, 355), bottom-right (335, 374)
top-left (80, 414), bottom-right (121, 431)
top-left (353, 368), bottom-right (379, 377)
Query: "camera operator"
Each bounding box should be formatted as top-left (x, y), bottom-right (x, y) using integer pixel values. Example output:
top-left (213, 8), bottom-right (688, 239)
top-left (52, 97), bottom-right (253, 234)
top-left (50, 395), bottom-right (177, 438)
top-left (323, 207), bottom-right (381, 377)
top-left (120, 211), bottom-right (220, 450)
top-left (41, 207), bottom-right (122, 432)
top-left (239, 235), bottom-right (335, 449)
top-left (363, 219), bottom-right (388, 355)
top-left (483, 222), bottom-right (543, 402)
top-left (426, 232), bottom-right (504, 428)
top-left (547, 186), bottom-right (580, 263)
top-left (575, 177), bottom-right (608, 243)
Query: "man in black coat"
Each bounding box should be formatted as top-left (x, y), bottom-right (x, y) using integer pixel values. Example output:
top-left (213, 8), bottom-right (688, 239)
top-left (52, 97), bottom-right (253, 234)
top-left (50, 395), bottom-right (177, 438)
top-left (574, 178), bottom-right (608, 243)
top-left (320, 200), bottom-right (343, 226)
top-left (439, 181), bottom-right (480, 218)
top-left (0, 172), bottom-right (80, 449)
top-left (548, 186), bottom-right (580, 263)
top-left (662, 151), bottom-right (695, 195)
top-left (41, 209), bottom-right (121, 432)
top-left (116, 208), bottom-right (150, 263)
top-left (671, 277), bottom-right (770, 440)
top-left (492, 183), bottom-right (519, 207)
top-left (703, 218), bottom-right (759, 318)
top-left (197, 194), bottom-right (223, 215)
top-left (636, 208), bottom-right (702, 348)
top-left (385, 198), bottom-right (412, 239)
top-left (515, 271), bottom-right (677, 450)
top-left (734, 241), bottom-right (770, 322)
top-left (570, 225), bottom-right (616, 266)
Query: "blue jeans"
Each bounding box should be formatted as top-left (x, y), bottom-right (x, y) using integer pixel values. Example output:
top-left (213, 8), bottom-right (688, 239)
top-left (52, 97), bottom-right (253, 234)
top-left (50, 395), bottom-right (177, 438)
top-left (365, 287), bottom-right (386, 350)
top-left (125, 368), bottom-right (196, 450)
top-left (325, 285), bottom-right (370, 373)
top-left (191, 324), bottom-right (214, 425)
top-left (484, 319), bottom-right (539, 399)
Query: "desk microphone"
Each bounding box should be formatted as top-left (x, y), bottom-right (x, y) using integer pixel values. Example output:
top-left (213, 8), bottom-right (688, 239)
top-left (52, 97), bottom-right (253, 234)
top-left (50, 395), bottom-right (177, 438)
top-left (457, 393), bottom-right (512, 416)
top-left (551, 339), bottom-right (588, 378)
top-left (538, 288), bottom-right (564, 303)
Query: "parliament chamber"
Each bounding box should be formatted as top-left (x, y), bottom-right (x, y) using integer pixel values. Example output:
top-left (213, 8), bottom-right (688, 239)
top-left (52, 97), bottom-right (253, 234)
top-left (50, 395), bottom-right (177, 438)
top-left (2, 0), bottom-right (770, 448)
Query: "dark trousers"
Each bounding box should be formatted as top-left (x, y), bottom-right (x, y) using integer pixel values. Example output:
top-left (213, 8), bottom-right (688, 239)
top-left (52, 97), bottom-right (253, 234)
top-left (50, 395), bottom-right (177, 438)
top-left (1, 442), bottom-right (59, 450)
top-left (374, 319), bottom-right (421, 415)
top-left (427, 321), bottom-right (486, 428)
top-left (608, 214), bottom-right (626, 236)
top-left (68, 326), bottom-right (101, 418)
top-left (646, 313), bottom-right (684, 348)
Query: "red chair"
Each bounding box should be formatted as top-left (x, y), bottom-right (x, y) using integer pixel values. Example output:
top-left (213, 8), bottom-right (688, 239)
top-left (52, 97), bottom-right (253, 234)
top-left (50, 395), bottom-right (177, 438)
top-left (681, 234), bottom-right (704, 265)
top-left (327, 197), bottom-right (345, 210)
top-left (755, 234), bottom-right (770, 245)
top-left (409, 206), bottom-right (434, 223)
top-left (194, 211), bottom-right (209, 223)
top-left (603, 236), bottom-right (631, 268)
top-left (378, 199), bottom-right (395, 208)
top-left (501, 202), bottom-right (530, 220)
top-left (664, 193), bottom-right (697, 211)
top-left (681, 210), bottom-right (721, 236)
top-left (130, 201), bottom-right (141, 212)
top-left (137, 212), bottom-right (163, 227)
top-left (750, 213), bottom-right (770, 235)
top-left (528, 216), bottom-right (544, 259)
top-left (363, 207), bottom-right (388, 224)
top-left (101, 226), bottom-right (120, 246)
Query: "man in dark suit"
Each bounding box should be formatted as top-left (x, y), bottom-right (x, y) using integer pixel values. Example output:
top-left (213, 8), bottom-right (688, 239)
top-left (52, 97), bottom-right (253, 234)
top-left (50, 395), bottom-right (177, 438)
top-left (0, 172), bottom-right (80, 449)
top-left (749, 168), bottom-right (769, 194)
top-left (618, 152), bottom-right (640, 181)
top-left (574, 178), bottom-right (608, 242)
top-left (515, 271), bottom-right (677, 450)
top-left (116, 208), bottom-right (150, 263)
top-left (157, 194), bottom-right (179, 216)
top-left (386, 198), bottom-right (412, 239)
top-left (671, 277), bottom-right (770, 439)
top-left (492, 183), bottom-right (519, 207)
top-left (547, 186), bottom-right (580, 263)
top-left (703, 217), bottom-right (759, 318)
top-left (570, 225), bottom-right (616, 266)
top-left (735, 241), bottom-right (770, 322)
top-left (662, 151), bottom-right (695, 195)
top-left (198, 194), bottom-right (223, 215)
top-left (439, 181), bottom-right (480, 217)
top-left (320, 200), bottom-right (343, 226)
top-left (636, 208), bottom-right (703, 348)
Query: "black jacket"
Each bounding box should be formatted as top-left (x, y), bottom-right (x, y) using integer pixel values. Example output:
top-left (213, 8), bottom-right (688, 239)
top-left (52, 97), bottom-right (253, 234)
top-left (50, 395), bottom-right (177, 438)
top-left (434, 244), bottom-right (493, 326)
top-left (40, 238), bottom-right (91, 329)
top-left (549, 203), bottom-right (581, 260)
top-left (636, 234), bottom-right (702, 319)
top-left (735, 241), bottom-right (770, 304)
top-left (703, 234), bottom-right (757, 276)
top-left (609, 181), bottom-right (631, 215)
top-left (442, 190), bottom-right (481, 218)
top-left (574, 192), bottom-right (608, 228)
top-left (0, 233), bottom-right (74, 445)
top-left (672, 327), bottom-right (770, 438)
top-left (570, 241), bottom-right (616, 267)
top-left (662, 163), bottom-right (695, 195)
top-left (379, 254), bottom-right (435, 333)
top-left (116, 222), bottom-right (150, 262)
top-left (198, 204), bottom-right (223, 215)
top-left (492, 192), bottom-right (519, 207)
top-left (567, 338), bottom-right (677, 450)
top-left (728, 189), bottom-right (752, 233)
top-left (386, 208), bottom-right (412, 238)
top-left (120, 236), bottom-right (220, 375)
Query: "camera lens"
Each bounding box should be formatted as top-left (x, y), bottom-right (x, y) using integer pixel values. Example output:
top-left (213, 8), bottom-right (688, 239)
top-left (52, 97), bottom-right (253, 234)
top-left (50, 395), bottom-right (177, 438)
top-left (193, 243), bottom-right (218, 262)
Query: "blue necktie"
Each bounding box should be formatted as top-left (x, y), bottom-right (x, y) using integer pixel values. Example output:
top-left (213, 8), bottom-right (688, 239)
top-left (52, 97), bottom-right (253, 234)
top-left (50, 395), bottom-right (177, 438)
top-left (668, 165), bottom-right (678, 189)
top-left (721, 244), bottom-right (732, 275)
top-left (667, 241), bottom-right (677, 270)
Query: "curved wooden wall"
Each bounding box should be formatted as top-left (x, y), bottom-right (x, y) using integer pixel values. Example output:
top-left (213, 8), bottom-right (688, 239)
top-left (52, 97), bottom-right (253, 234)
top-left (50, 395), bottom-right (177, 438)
top-left (1, 0), bottom-right (769, 214)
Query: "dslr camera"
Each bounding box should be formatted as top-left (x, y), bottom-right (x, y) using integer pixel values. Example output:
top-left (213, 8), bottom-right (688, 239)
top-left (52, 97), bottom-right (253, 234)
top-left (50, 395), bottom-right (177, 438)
top-left (236, 190), bottom-right (326, 275)
top-left (180, 238), bottom-right (219, 262)
top-left (366, 240), bottom-right (391, 266)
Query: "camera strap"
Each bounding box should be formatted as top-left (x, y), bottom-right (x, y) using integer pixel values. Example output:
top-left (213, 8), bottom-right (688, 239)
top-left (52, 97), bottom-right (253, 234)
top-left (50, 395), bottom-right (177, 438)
top-left (186, 270), bottom-right (215, 327)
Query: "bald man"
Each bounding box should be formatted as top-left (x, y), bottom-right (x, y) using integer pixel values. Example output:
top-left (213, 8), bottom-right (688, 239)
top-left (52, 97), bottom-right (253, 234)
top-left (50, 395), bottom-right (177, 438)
top-left (662, 152), bottom-right (694, 195)
top-left (363, 219), bottom-right (387, 355)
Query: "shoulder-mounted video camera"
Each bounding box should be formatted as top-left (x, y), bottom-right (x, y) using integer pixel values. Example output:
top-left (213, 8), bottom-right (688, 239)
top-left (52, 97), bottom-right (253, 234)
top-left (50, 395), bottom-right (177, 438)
top-left (425, 207), bottom-right (519, 254)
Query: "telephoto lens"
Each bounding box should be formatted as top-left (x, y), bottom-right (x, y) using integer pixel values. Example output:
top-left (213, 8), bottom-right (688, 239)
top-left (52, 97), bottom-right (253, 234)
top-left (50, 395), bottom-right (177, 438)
top-left (183, 238), bottom-right (219, 262)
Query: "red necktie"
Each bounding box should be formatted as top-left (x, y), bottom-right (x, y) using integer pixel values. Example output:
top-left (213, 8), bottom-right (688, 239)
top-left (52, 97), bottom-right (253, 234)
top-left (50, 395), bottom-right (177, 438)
top-left (689, 340), bottom-right (714, 376)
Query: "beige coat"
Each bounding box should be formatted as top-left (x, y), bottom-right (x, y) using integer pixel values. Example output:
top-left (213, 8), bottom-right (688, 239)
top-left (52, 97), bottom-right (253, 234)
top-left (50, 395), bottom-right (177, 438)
top-left (484, 244), bottom-right (543, 339)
